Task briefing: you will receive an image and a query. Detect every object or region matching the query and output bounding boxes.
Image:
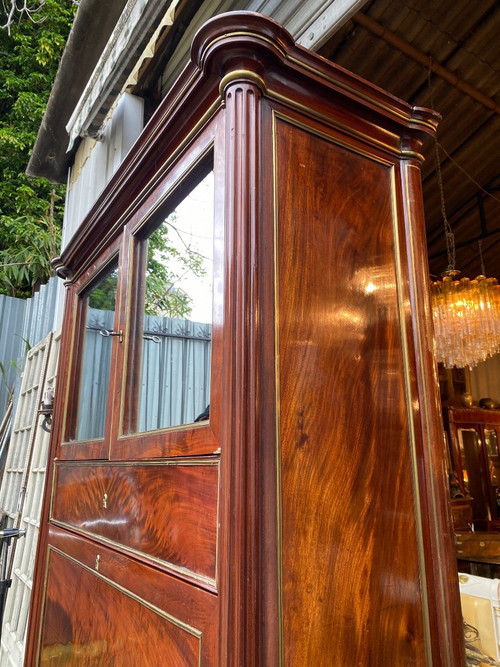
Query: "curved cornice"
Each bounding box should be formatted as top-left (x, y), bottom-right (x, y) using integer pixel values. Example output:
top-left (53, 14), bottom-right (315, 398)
top-left (57, 12), bottom-right (440, 280)
top-left (191, 12), bottom-right (440, 142)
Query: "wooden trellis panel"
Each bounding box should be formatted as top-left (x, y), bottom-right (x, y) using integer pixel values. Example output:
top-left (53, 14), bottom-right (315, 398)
top-left (0, 333), bottom-right (57, 666)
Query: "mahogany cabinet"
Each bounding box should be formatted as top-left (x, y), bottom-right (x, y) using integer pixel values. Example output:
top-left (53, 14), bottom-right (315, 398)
top-left (26, 12), bottom-right (465, 666)
top-left (446, 406), bottom-right (500, 530)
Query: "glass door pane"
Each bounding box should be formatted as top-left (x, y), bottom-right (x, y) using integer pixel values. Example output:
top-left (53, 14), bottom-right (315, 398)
top-left (137, 172), bottom-right (213, 432)
top-left (76, 265), bottom-right (118, 440)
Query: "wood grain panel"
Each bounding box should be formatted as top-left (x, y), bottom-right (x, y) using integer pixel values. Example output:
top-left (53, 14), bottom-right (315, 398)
top-left (276, 118), bottom-right (427, 665)
top-left (51, 461), bottom-right (218, 585)
top-left (40, 548), bottom-right (203, 666)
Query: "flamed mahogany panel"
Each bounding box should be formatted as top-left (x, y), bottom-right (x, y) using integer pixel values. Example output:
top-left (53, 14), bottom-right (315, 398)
top-left (51, 461), bottom-right (218, 584)
top-left (276, 118), bottom-right (427, 664)
top-left (40, 546), bottom-right (211, 666)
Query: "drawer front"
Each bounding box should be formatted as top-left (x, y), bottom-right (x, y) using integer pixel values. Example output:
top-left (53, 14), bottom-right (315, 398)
top-left (39, 528), bottom-right (218, 665)
top-left (51, 461), bottom-right (219, 585)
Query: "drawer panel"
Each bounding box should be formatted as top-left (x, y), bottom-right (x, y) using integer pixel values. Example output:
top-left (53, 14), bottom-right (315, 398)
top-left (51, 461), bottom-right (218, 585)
top-left (39, 528), bottom-right (218, 665)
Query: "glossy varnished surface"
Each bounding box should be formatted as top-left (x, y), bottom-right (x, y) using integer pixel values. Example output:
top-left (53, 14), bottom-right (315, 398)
top-left (42, 552), bottom-right (200, 665)
top-left (51, 461), bottom-right (218, 584)
top-left (276, 117), bottom-right (427, 664)
top-left (39, 528), bottom-right (217, 665)
top-left (27, 13), bottom-right (465, 667)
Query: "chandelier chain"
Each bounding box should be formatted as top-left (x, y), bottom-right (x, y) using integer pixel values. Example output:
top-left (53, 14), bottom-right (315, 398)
top-left (478, 239), bottom-right (486, 275)
top-left (428, 59), bottom-right (456, 273)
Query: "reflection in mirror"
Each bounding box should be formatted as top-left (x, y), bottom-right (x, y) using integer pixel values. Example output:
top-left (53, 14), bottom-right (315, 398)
top-left (458, 428), bottom-right (490, 525)
top-left (485, 429), bottom-right (500, 511)
top-left (138, 172), bottom-right (213, 431)
top-left (76, 265), bottom-right (118, 440)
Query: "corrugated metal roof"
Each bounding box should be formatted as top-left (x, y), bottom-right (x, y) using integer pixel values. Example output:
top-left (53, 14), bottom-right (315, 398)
top-left (319, 0), bottom-right (500, 279)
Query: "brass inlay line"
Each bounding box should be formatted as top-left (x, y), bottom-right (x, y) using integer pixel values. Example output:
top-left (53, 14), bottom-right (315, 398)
top-left (403, 162), bottom-right (453, 666)
top-left (47, 545), bottom-right (204, 650)
top-left (400, 149), bottom-right (426, 163)
top-left (286, 53), bottom-right (437, 134)
top-left (273, 110), bottom-right (394, 166)
top-left (202, 31), bottom-right (288, 64)
top-left (270, 89), bottom-right (406, 158)
top-left (271, 110), bottom-right (284, 667)
top-left (50, 459), bottom-right (219, 589)
top-left (48, 521), bottom-right (217, 589)
top-left (53, 458), bottom-right (219, 468)
top-left (205, 29), bottom-right (435, 134)
top-left (390, 165), bottom-right (433, 666)
top-left (66, 34), bottom-right (434, 285)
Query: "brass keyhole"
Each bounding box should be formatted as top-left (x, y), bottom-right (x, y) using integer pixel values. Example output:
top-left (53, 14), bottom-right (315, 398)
top-left (95, 554), bottom-right (100, 571)
top-left (103, 493), bottom-right (108, 509)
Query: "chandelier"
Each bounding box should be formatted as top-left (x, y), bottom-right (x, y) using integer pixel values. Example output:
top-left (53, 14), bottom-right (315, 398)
top-left (428, 121), bottom-right (500, 369)
top-left (431, 270), bottom-right (500, 369)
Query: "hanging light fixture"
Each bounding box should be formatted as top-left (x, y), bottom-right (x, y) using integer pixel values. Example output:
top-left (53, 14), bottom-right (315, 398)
top-left (427, 61), bottom-right (500, 369)
top-left (431, 269), bottom-right (500, 369)
top-left (430, 143), bottom-right (500, 369)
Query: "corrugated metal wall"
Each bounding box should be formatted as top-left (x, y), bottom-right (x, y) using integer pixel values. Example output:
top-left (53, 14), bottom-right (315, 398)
top-left (0, 297), bottom-right (25, 420)
top-left (0, 278), bottom-right (60, 420)
top-left (77, 309), bottom-right (211, 439)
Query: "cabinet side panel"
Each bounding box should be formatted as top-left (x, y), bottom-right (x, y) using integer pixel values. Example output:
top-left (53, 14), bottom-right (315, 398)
top-left (275, 118), bottom-right (428, 665)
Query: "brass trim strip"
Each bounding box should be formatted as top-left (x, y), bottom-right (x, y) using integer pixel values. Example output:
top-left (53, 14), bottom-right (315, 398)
top-left (271, 109), bottom-right (284, 667)
top-left (219, 70), bottom-right (267, 97)
top-left (273, 110), bottom-right (394, 166)
top-left (285, 54), bottom-right (437, 134)
top-left (390, 165), bottom-right (433, 666)
top-left (46, 544), bottom-right (203, 659)
top-left (400, 149), bottom-right (426, 162)
top-left (130, 144), bottom-right (214, 236)
top-left (204, 29), bottom-right (433, 133)
top-left (271, 90), bottom-right (403, 157)
top-left (53, 458), bottom-right (219, 468)
top-left (403, 162), bottom-right (453, 666)
top-left (48, 521), bottom-right (217, 589)
top-left (272, 110), bottom-right (404, 666)
top-left (50, 459), bottom-right (219, 589)
top-left (202, 31), bottom-right (288, 63)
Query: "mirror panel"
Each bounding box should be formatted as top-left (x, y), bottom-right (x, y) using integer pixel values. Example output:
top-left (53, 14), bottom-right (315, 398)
top-left (458, 427), bottom-right (491, 524)
top-left (485, 428), bottom-right (500, 515)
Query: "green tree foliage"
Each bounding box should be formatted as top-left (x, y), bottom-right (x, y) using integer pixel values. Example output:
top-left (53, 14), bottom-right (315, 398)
top-left (145, 216), bottom-right (207, 319)
top-left (0, 0), bottom-right (77, 297)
